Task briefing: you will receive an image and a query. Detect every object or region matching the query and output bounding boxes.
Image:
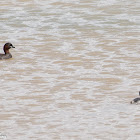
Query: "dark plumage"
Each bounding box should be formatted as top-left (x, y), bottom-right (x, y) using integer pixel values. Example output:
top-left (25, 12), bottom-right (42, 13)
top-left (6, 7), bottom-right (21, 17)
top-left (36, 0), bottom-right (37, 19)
top-left (0, 42), bottom-right (15, 60)
top-left (130, 91), bottom-right (140, 104)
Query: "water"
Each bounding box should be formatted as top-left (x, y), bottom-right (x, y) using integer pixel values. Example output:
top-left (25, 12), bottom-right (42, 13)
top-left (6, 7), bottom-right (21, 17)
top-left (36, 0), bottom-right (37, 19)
top-left (0, 0), bottom-right (140, 139)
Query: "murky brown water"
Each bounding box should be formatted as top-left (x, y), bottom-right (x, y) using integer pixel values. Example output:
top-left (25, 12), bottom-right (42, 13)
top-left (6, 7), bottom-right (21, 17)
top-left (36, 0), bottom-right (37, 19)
top-left (0, 0), bottom-right (140, 139)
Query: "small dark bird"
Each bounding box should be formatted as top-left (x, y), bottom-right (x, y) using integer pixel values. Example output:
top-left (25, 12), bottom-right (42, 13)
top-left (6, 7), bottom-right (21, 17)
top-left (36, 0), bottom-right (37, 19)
top-left (0, 42), bottom-right (15, 60)
top-left (130, 91), bottom-right (140, 104)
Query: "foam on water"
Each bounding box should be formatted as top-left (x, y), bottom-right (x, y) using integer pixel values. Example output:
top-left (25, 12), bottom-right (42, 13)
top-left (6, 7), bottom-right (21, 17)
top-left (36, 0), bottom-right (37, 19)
top-left (0, 0), bottom-right (140, 139)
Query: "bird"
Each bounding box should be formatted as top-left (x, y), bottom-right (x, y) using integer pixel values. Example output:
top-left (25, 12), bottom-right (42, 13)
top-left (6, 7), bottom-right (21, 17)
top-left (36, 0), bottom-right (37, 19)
top-left (130, 91), bottom-right (140, 104)
top-left (0, 42), bottom-right (15, 60)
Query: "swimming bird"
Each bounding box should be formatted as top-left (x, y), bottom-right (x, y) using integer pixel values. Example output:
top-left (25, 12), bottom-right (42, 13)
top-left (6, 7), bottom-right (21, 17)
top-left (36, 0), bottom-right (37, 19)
top-left (130, 91), bottom-right (140, 104)
top-left (0, 42), bottom-right (15, 60)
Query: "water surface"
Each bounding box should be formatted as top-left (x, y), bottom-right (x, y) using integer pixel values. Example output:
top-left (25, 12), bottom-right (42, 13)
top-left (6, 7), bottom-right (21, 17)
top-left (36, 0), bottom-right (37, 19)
top-left (0, 0), bottom-right (140, 139)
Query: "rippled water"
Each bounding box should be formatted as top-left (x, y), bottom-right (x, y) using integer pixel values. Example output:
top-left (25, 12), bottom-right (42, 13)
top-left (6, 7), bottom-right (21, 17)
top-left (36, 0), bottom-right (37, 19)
top-left (0, 0), bottom-right (140, 139)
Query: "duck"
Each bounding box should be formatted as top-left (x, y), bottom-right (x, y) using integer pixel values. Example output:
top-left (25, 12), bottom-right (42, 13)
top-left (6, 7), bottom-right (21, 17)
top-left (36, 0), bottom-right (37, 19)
top-left (0, 42), bottom-right (15, 60)
top-left (130, 91), bottom-right (140, 104)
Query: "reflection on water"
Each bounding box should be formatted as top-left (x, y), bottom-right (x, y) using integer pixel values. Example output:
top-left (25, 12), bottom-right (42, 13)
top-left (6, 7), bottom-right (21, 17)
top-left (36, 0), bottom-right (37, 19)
top-left (0, 0), bottom-right (140, 139)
